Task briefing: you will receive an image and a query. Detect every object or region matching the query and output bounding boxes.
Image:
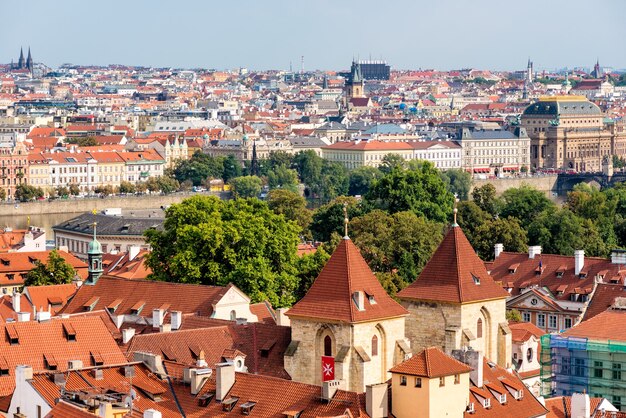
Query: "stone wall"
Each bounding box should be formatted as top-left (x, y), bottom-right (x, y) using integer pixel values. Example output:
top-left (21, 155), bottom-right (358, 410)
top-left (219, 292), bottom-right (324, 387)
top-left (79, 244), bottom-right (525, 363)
top-left (470, 176), bottom-right (558, 196)
top-left (0, 191), bottom-right (229, 216)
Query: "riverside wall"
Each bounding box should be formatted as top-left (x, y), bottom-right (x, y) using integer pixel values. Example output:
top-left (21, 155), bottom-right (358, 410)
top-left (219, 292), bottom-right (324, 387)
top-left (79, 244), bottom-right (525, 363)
top-left (470, 175), bottom-right (559, 197)
top-left (0, 191), bottom-right (229, 216)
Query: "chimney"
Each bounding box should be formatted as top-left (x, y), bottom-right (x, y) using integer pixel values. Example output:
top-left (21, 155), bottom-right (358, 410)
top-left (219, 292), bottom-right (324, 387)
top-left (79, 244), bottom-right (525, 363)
top-left (366, 383), bottom-right (389, 418)
top-left (133, 352), bottom-right (165, 375)
top-left (36, 311), bottom-right (51, 322)
top-left (494, 243), bottom-right (504, 259)
top-left (611, 250), bottom-right (626, 265)
top-left (17, 312), bottom-right (30, 322)
top-left (275, 308), bottom-right (290, 327)
top-left (528, 246), bottom-right (542, 259)
top-left (152, 308), bottom-right (164, 329)
top-left (15, 365), bottom-right (33, 385)
top-left (215, 362), bottom-right (235, 401)
top-left (190, 368), bottom-right (213, 396)
top-left (12, 291), bottom-right (20, 313)
top-left (322, 380), bottom-right (340, 401)
top-left (98, 403), bottom-right (113, 418)
top-left (122, 328), bottom-right (135, 344)
top-left (575, 250), bottom-right (585, 275)
top-left (128, 245), bottom-right (140, 261)
top-left (143, 410), bottom-right (162, 418)
top-left (170, 311), bottom-right (182, 330)
top-left (452, 349), bottom-right (483, 388)
top-left (571, 392), bottom-right (591, 418)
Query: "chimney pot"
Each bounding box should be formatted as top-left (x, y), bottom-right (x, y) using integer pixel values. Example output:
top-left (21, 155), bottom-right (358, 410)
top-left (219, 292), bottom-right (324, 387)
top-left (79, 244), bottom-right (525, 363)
top-left (528, 246), bottom-right (542, 259)
top-left (575, 250), bottom-right (585, 276)
top-left (170, 311), bottom-right (182, 330)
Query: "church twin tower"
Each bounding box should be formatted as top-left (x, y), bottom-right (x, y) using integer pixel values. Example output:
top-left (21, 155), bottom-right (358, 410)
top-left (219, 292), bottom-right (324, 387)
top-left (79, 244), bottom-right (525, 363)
top-left (285, 225), bottom-right (511, 393)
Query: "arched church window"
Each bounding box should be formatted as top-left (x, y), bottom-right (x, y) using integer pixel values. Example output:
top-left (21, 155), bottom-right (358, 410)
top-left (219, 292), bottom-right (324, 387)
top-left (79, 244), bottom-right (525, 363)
top-left (324, 335), bottom-right (332, 357)
top-left (371, 335), bottom-right (378, 357)
top-left (477, 318), bottom-right (483, 338)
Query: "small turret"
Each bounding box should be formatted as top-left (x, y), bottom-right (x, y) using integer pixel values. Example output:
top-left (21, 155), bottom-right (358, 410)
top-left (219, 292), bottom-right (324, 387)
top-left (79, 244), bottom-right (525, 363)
top-left (87, 222), bottom-right (103, 285)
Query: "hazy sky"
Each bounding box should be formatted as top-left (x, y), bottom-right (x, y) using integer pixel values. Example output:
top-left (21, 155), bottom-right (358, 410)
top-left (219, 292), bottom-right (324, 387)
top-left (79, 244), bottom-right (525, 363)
top-left (2, 0), bottom-right (625, 71)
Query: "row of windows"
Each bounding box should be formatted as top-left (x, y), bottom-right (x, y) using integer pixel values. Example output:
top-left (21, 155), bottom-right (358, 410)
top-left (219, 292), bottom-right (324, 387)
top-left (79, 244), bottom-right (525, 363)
top-left (523, 312), bottom-right (572, 330)
top-left (399, 374), bottom-right (460, 387)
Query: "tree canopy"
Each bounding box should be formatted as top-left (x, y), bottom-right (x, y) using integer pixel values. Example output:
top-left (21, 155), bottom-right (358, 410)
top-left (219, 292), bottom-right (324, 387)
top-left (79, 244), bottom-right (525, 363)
top-left (229, 176), bottom-right (263, 199)
top-left (25, 250), bottom-right (77, 286)
top-left (144, 196), bottom-right (305, 307)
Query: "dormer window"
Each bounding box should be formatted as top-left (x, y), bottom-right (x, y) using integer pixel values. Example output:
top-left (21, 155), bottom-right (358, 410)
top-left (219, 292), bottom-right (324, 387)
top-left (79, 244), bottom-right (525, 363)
top-left (367, 294), bottom-right (376, 305)
top-left (352, 291), bottom-right (365, 311)
top-left (483, 398), bottom-right (491, 409)
top-left (499, 394), bottom-right (507, 404)
top-left (222, 397), bottom-right (239, 412)
top-left (508, 263), bottom-right (519, 274)
top-left (472, 275), bottom-right (480, 285)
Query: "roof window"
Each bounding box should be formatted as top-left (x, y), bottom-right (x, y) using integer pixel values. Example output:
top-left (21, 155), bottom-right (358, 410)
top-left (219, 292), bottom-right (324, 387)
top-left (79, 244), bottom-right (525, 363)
top-left (472, 275), bottom-right (480, 285)
top-left (241, 401), bottom-right (257, 415)
top-left (483, 398), bottom-right (491, 409)
top-left (222, 397), bottom-right (239, 412)
top-left (63, 323), bottom-right (77, 341)
top-left (198, 392), bottom-right (214, 407)
top-left (130, 300), bottom-right (145, 315)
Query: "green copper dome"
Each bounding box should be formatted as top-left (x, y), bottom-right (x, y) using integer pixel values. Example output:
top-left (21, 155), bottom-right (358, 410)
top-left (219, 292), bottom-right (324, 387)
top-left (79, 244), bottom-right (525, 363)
top-left (88, 238), bottom-right (102, 255)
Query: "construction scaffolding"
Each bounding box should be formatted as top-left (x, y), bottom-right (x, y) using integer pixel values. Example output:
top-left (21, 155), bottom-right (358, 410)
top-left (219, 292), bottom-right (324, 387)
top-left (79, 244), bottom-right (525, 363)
top-left (540, 334), bottom-right (626, 410)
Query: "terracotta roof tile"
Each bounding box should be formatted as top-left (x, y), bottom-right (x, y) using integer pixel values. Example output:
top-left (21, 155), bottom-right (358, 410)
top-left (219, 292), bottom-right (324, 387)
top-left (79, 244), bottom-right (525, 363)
top-left (398, 226), bottom-right (509, 303)
top-left (390, 346), bottom-right (472, 377)
top-left (563, 309), bottom-right (626, 341)
top-left (287, 238), bottom-right (408, 323)
top-left (583, 283), bottom-right (626, 321)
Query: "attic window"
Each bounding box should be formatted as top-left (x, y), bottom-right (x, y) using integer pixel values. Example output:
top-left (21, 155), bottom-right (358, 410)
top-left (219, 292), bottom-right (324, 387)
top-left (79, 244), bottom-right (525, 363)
top-left (579, 271), bottom-right (588, 279)
top-left (44, 354), bottom-right (58, 370)
top-left (222, 397), bottom-right (239, 412)
top-left (367, 293), bottom-right (376, 305)
top-left (260, 339), bottom-right (276, 357)
top-left (63, 323), bottom-right (77, 341)
top-left (6, 274), bottom-right (14, 281)
top-left (198, 393), bottom-right (214, 407)
top-left (107, 298), bottom-right (123, 313)
top-left (121, 224), bottom-right (130, 232)
top-left (472, 275), bottom-right (480, 285)
top-left (483, 398), bottom-right (491, 409)
top-left (508, 263), bottom-right (519, 274)
top-left (499, 394), bottom-right (507, 404)
top-left (6, 325), bottom-right (18, 345)
top-left (241, 401), bottom-right (257, 415)
top-left (0, 258), bottom-right (9, 266)
top-left (83, 296), bottom-right (99, 312)
top-left (130, 300), bottom-right (145, 315)
top-left (91, 351), bottom-right (104, 366)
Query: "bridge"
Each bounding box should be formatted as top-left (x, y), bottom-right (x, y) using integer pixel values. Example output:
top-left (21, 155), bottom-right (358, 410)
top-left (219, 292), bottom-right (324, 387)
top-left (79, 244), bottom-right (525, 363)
top-left (555, 172), bottom-right (626, 194)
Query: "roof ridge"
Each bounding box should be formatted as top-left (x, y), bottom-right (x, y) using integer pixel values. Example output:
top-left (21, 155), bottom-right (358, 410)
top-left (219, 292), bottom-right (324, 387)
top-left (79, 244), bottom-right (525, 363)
top-left (454, 227), bottom-right (463, 301)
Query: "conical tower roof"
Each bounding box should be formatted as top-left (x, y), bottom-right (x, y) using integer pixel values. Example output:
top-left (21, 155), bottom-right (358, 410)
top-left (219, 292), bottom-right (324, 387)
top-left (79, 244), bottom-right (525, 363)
top-left (397, 225), bottom-right (508, 304)
top-left (287, 238), bottom-right (408, 323)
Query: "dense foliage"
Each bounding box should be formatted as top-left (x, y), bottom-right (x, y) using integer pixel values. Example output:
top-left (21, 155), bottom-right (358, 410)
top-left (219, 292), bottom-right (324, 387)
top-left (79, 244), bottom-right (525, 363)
top-left (25, 250), bottom-right (77, 286)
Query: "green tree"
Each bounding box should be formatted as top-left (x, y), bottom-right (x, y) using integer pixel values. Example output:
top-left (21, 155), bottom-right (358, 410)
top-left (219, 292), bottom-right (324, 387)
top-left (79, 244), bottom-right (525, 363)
top-left (379, 154), bottom-right (406, 174)
top-left (66, 136), bottom-right (98, 147)
top-left (15, 184), bottom-right (44, 202)
top-left (310, 196), bottom-right (363, 242)
top-left (350, 210), bottom-right (444, 288)
top-left (471, 184), bottom-right (499, 216)
top-left (456, 201), bottom-right (491, 243)
top-left (366, 161), bottom-right (454, 223)
top-left (318, 161), bottom-right (349, 202)
top-left (506, 309), bottom-right (522, 322)
top-left (69, 183), bottom-right (81, 196)
top-left (293, 150), bottom-right (323, 197)
top-left (230, 175), bottom-right (263, 199)
top-left (157, 176), bottom-right (180, 194)
top-left (95, 185), bottom-right (115, 196)
top-left (146, 177), bottom-right (160, 193)
top-left (295, 248), bottom-right (330, 300)
top-left (500, 185), bottom-right (556, 229)
top-left (528, 208), bottom-right (607, 257)
top-left (56, 186), bottom-right (70, 197)
top-left (267, 189), bottom-right (312, 234)
top-left (348, 166), bottom-right (382, 196)
top-left (119, 181), bottom-right (136, 194)
top-left (566, 184), bottom-right (617, 249)
top-left (136, 182), bottom-right (148, 194)
top-left (470, 217), bottom-right (528, 261)
top-left (267, 165), bottom-right (299, 193)
top-left (144, 196), bottom-right (302, 307)
top-left (25, 250), bottom-right (77, 286)
top-left (222, 154), bottom-right (243, 182)
top-left (439, 169), bottom-right (472, 200)
top-left (173, 152), bottom-right (225, 186)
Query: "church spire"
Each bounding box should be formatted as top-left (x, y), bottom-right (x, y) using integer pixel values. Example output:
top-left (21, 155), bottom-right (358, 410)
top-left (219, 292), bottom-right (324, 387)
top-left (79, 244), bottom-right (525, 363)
top-left (18, 47), bottom-right (25, 69)
top-left (87, 221), bottom-right (103, 285)
top-left (26, 47), bottom-right (33, 72)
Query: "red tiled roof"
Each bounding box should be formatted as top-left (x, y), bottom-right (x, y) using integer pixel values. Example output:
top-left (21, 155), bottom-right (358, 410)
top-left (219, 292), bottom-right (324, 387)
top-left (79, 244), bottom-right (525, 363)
top-left (62, 276), bottom-right (229, 317)
top-left (323, 140), bottom-right (414, 151)
top-left (0, 250), bottom-right (88, 285)
top-left (544, 396), bottom-right (604, 418)
top-left (583, 283), bottom-right (626, 321)
top-left (465, 359), bottom-right (548, 418)
top-left (563, 309), bottom-right (626, 341)
top-left (398, 226), bottom-right (509, 303)
top-left (45, 400), bottom-right (99, 418)
top-left (389, 346), bottom-right (472, 377)
top-left (509, 321), bottom-right (545, 343)
top-left (24, 283), bottom-right (78, 315)
top-left (286, 238), bottom-right (408, 323)
top-left (0, 316), bottom-right (127, 397)
top-left (488, 252), bottom-right (620, 301)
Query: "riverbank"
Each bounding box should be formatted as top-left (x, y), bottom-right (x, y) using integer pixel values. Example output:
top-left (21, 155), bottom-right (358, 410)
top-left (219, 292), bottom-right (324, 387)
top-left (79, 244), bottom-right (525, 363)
top-left (0, 191), bottom-right (229, 216)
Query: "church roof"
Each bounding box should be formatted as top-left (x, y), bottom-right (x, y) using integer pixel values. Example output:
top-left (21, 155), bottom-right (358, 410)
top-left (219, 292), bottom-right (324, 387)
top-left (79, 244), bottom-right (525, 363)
top-left (397, 226), bottom-right (509, 304)
top-left (286, 238), bottom-right (408, 323)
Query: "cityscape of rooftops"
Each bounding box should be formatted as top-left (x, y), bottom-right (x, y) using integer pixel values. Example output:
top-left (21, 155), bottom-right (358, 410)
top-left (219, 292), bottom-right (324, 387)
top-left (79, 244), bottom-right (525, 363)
top-left (0, 1), bottom-right (626, 417)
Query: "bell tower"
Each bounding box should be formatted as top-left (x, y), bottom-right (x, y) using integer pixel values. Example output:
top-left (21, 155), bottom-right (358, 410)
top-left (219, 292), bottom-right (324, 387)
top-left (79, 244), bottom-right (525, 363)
top-left (87, 222), bottom-right (103, 285)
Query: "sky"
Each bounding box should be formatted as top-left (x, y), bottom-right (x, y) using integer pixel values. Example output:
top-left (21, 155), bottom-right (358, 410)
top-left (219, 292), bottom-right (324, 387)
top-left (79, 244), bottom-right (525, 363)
top-left (2, 0), bottom-right (625, 72)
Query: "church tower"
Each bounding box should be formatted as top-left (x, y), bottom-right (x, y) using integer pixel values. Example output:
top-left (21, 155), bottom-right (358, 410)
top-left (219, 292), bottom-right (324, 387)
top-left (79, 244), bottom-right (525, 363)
top-left (285, 211), bottom-right (410, 393)
top-left (397, 221), bottom-right (512, 368)
top-left (343, 61), bottom-right (365, 109)
top-left (86, 222), bottom-right (103, 285)
top-left (592, 59), bottom-right (601, 78)
top-left (17, 47), bottom-right (25, 69)
top-left (526, 58), bottom-right (534, 83)
top-left (26, 47), bottom-right (33, 72)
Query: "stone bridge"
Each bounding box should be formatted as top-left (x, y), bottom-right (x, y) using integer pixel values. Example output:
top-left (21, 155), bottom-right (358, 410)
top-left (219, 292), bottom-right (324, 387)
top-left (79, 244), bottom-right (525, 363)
top-left (555, 173), bottom-right (626, 194)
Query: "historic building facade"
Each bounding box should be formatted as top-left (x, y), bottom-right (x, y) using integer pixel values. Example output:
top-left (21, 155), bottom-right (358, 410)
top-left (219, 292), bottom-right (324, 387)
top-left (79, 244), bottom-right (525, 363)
top-left (521, 96), bottom-right (626, 172)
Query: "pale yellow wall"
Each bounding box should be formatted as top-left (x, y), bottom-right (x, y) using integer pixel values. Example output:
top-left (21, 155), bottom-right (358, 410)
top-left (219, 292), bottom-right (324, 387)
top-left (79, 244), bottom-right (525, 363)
top-left (391, 372), bottom-right (469, 418)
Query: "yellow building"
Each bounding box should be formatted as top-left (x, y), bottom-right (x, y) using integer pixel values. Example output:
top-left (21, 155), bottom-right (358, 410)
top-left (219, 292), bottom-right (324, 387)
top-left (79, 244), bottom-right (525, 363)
top-left (27, 153), bottom-right (52, 196)
top-left (390, 347), bottom-right (472, 418)
top-left (88, 151), bottom-right (125, 190)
